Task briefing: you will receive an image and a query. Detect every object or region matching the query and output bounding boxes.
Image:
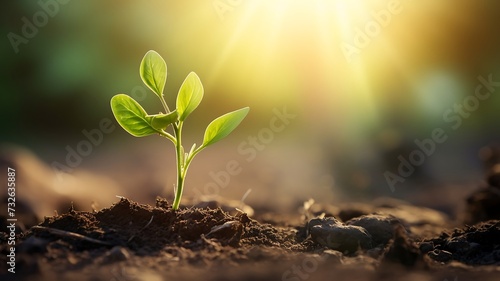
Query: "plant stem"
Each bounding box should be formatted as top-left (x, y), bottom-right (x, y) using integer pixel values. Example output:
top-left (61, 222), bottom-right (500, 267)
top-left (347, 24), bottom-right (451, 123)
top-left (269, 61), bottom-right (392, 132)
top-left (172, 123), bottom-right (184, 210)
top-left (160, 95), bottom-right (171, 113)
top-left (159, 131), bottom-right (176, 144)
top-left (170, 128), bottom-right (205, 210)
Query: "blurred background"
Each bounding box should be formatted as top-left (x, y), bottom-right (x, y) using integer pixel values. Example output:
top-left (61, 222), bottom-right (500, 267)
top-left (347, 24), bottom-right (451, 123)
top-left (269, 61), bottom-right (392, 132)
top-left (2, 0), bottom-right (500, 217)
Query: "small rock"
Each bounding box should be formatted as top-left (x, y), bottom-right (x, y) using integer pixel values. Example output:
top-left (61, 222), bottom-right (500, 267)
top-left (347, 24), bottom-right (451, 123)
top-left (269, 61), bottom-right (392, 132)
top-left (418, 241), bottom-right (434, 254)
top-left (347, 215), bottom-right (396, 246)
top-left (308, 217), bottom-right (372, 253)
top-left (428, 249), bottom-right (453, 263)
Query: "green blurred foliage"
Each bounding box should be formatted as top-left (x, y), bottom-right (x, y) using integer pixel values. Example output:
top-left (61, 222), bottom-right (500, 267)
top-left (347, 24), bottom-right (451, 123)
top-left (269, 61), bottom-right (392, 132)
top-left (1, 0), bottom-right (500, 156)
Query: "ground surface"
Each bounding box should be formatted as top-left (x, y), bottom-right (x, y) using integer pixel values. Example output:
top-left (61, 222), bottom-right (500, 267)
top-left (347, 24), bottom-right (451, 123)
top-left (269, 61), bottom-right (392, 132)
top-left (1, 145), bottom-right (500, 280)
top-left (1, 194), bottom-right (500, 281)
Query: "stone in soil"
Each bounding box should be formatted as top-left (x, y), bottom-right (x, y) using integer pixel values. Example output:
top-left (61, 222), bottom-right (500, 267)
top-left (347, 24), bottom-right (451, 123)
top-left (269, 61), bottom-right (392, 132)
top-left (347, 215), bottom-right (398, 247)
top-left (308, 217), bottom-right (372, 253)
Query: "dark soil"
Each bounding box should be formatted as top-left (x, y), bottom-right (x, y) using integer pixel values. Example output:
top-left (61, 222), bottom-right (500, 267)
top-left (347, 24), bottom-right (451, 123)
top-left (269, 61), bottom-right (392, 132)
top-left (1, 193), bottom-right (500, 281)
top-left (1, 144), bottom-right (500, 280)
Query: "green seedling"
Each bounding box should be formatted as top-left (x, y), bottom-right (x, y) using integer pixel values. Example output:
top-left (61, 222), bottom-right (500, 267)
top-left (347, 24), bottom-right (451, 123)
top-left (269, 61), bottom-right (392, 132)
top-left (110, 50), bottom-right (249, 210)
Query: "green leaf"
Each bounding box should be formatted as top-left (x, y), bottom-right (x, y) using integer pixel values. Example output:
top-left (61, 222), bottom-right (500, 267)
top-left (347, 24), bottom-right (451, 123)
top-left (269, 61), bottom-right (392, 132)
top-left (140, 50), bottom-right (167, 97)
top-left (110, 94), bottom-right (157, 137)
top-left (147, 110), bottom-right (178, 130)
top-left (176, 72), bottom-right (204, 121)
top-left (202, 107), bottom-right (249, 147)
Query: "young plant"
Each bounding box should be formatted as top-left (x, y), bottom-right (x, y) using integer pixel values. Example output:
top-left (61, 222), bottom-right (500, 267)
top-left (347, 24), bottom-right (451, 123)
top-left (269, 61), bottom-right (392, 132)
top-left (110, 50), bottom-right (249, 210)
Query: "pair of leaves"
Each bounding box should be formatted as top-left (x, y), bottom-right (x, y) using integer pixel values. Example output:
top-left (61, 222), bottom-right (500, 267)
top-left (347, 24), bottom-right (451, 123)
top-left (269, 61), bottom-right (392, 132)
top-left (111, 93), bottom-right (249, 148)
top-left (111, 50), bottom-right (249, 148)
top-left (111, 94), bottom-right (177, 137)
top-left (140, 50), bottom-right (203, 122)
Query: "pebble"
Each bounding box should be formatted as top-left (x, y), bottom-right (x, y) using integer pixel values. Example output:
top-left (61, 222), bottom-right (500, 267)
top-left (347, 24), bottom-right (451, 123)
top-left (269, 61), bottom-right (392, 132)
top-left (347, 215), bottom-right (396, 246)
top-left (418, 241), bottom-right (434, 254)
top-left (308, 217), bottom-right (372, 253)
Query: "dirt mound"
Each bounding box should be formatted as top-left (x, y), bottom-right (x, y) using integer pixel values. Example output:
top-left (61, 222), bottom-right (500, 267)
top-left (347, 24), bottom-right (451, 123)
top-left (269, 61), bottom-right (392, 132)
top-left (424, 220), bottom-right (500, 265)
top-left (29, 198), bottom-right (297, 252)
top-left (1, 197), bottom-right (500, 280)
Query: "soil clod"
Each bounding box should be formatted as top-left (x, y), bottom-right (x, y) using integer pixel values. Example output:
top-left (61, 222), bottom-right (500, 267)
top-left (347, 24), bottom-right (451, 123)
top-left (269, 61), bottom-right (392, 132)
top-left (347, 215), bottom-right (398, 247)
top-left (3, 195), bottom-right (500, 281)
top-left (308, 217), bottom-right (372, 253)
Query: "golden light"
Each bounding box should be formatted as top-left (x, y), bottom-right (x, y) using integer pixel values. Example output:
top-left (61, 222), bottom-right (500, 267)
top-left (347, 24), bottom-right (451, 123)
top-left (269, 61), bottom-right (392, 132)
top-left (205, 0), bottom-right (389, 105)
top-left (206, 0), bottom-right (393, 133)
top-left (162, 0), bottom-right (478, 141)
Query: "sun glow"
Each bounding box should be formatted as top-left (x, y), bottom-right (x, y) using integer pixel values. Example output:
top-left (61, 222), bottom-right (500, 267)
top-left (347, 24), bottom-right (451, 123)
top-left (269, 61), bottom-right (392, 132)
top-left (206, 1), bottom-right (389, 127)
top-left (189, 0), bottom-right (472, 140)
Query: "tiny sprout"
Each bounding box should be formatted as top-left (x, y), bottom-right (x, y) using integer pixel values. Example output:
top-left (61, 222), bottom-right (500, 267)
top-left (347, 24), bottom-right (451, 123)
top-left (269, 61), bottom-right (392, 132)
top-left (111, 50), bottom-right (249, 210)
